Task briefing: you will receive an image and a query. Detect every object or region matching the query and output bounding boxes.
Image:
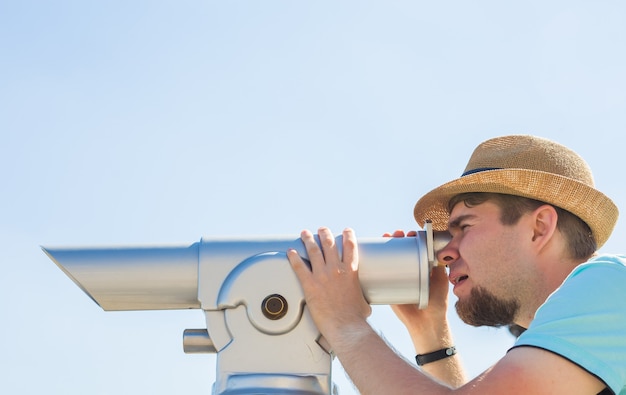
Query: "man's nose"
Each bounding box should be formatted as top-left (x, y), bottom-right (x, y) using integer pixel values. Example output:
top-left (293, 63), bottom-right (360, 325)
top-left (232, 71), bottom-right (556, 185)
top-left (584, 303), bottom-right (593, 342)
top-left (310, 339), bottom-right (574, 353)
top-left (436, 237), bottom-right (459, 266)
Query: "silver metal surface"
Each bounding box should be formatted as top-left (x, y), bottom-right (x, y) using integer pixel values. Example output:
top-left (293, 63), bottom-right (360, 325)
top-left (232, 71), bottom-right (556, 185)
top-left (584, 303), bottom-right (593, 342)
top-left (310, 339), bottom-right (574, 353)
top-left (183, 329), bottom-right (216, 354)
top-left (42, 243), bottom-right (200, 310)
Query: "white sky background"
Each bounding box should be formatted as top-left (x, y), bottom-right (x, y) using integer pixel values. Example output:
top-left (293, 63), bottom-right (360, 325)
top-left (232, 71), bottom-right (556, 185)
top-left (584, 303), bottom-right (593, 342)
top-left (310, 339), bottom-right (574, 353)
top-left (2, 1), bottom-right (626, 394)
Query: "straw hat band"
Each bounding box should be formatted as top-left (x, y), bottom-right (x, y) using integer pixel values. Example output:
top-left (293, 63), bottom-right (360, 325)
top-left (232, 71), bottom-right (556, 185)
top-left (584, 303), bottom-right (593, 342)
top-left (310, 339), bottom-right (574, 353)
top-left (461, 167), bottom-right (501, 176)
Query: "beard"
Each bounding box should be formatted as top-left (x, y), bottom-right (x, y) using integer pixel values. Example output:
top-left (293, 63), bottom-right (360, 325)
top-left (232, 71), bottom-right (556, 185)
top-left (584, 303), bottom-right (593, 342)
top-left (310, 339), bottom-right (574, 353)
top-left (455, 286), bottom-right (520, 327)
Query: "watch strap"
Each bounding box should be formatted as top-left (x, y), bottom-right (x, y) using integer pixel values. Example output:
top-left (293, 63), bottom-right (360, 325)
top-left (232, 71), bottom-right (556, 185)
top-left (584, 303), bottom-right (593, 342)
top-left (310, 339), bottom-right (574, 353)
top-left (415, 346), bottom-right (457, 366)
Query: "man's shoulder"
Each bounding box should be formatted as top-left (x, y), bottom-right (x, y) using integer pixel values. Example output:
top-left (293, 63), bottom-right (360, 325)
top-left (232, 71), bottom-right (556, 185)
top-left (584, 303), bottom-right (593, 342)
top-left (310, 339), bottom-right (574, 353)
top-left (587, 253), bottom-right (626, 265)
top-left (570, 253), bottom-right (626, 279)
top-left (538, 254), bottom-right (626, 319)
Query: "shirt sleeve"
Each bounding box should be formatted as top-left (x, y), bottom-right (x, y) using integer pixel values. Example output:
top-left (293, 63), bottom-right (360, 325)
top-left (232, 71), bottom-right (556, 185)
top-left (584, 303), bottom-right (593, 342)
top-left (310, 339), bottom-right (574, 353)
top-left (511, 255), bottom-right (626, 395)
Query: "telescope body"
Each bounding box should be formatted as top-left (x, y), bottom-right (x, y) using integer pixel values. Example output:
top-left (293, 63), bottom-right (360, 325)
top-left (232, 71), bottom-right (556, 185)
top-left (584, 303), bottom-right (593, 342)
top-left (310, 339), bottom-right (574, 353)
top-left (43, 229), bottom-right (450, 394)
top-left (43, 233), bottom-right (448, 311)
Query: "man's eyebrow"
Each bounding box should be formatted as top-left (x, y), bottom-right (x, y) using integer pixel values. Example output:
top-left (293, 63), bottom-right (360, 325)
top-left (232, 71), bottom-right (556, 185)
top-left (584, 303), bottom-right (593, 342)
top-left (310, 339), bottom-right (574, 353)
top-left (448, 214), bottom-right (476, 229)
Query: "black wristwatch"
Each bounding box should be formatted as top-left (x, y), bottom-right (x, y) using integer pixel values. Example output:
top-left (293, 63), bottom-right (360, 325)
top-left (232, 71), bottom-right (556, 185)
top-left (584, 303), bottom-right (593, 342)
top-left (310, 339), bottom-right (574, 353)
top-left (415, 346), bottom-right (457, 366)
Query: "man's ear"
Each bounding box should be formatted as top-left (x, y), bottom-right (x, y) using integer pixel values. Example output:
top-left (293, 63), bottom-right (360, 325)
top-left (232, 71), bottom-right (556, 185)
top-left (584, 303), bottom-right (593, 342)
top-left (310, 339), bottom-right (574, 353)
top-left (531, 205), bottom-right (559, 249)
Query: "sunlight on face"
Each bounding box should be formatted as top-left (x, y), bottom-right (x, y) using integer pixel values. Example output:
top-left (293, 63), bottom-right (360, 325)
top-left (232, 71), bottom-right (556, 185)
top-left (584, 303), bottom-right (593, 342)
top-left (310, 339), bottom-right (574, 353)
top-left (447, 200), bottom-right (530, 327)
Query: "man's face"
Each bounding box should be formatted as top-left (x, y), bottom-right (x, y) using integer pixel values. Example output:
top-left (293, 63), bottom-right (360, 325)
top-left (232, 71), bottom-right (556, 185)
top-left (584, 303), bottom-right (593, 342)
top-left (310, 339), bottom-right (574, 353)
top-left (443, 199), bottom-right (533, 327)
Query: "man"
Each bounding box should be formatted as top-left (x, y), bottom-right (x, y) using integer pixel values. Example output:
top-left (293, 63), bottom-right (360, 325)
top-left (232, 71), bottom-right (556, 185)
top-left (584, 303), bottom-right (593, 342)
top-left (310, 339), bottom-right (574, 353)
top-left (287, 135), bottom-right (626, 394)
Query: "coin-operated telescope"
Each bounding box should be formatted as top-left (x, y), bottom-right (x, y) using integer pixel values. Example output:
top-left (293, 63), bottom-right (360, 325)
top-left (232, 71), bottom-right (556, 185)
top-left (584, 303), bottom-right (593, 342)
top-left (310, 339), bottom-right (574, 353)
top-left (42, 223), bottom-right (450, 395)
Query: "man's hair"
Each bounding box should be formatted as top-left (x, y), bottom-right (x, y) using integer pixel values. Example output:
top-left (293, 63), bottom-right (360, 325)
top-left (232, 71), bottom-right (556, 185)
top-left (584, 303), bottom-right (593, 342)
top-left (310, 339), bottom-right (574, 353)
top-left (448, 192), bottom-right (596, 260)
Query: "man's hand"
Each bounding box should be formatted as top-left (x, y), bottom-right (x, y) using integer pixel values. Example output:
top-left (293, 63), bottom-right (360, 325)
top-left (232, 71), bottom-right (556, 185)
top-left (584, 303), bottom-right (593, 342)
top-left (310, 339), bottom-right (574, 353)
top-left (384, 230), bottom-right (465, 386)
top-left (384, 229), bottom-right (450, 335)
top-left (287, 227), bottom-right (372, 344)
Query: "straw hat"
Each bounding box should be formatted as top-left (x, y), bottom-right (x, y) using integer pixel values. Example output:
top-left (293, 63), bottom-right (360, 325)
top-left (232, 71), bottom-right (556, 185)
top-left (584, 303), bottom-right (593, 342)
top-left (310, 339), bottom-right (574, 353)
top-left (413, 135), bottom-right (618, 248)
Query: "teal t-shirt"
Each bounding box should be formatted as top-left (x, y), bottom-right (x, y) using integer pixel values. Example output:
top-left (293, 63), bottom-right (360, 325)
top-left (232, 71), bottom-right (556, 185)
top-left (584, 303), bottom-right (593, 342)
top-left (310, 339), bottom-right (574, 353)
top-left (512, 254), bottom-right (626, 395)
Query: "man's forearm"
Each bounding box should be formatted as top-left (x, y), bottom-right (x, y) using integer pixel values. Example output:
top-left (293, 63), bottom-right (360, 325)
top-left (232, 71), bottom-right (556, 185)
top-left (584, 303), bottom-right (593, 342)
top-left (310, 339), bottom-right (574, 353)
top-left (328, 321), bottom-right (455, 395)
top-left (408, 323), bottom-right (467, 388)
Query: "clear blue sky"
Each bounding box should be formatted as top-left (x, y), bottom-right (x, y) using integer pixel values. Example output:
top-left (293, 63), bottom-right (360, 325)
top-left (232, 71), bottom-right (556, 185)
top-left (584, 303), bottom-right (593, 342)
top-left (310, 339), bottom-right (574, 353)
top-left (2, 1), bottom-right (625, 394)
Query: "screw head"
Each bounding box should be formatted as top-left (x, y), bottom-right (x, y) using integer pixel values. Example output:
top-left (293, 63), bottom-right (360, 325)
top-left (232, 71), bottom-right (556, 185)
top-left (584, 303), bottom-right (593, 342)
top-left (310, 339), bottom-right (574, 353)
top-left (261, 294), bottom-right (288, 320)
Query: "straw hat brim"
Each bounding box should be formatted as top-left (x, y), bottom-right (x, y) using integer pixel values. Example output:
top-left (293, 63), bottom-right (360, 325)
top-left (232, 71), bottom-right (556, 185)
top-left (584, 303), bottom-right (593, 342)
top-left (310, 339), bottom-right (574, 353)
top-left (413, 168), bottom-right (618, 249)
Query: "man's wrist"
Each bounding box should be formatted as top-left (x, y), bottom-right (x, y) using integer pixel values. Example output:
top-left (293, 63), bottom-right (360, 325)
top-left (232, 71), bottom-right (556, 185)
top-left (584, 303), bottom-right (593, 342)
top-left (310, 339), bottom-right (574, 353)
top-left (415, 346), bottom-right (457, 366)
